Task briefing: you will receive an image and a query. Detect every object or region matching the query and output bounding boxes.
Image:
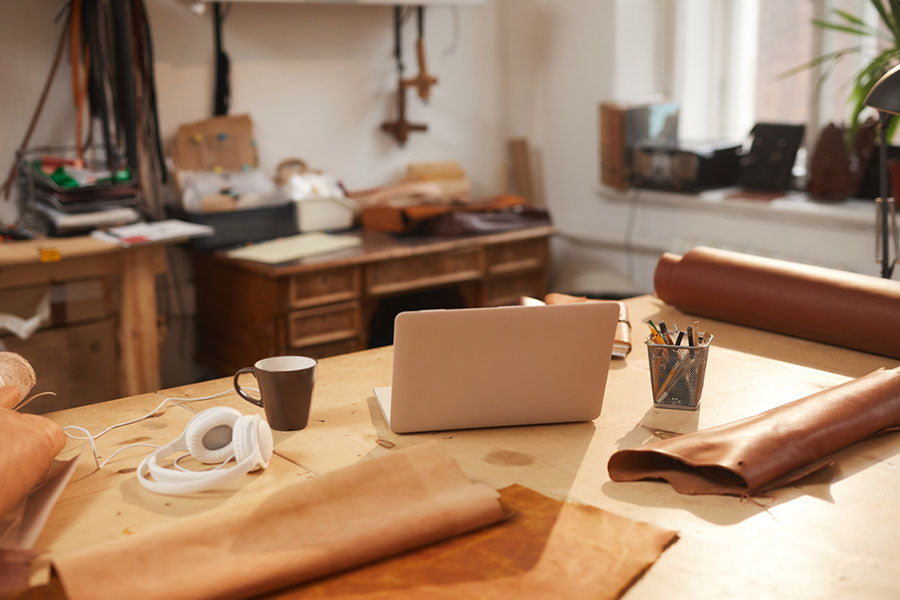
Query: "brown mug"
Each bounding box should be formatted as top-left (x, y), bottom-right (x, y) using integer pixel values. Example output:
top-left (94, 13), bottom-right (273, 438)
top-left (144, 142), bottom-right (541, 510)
top-left (233, 356), bottom-right (317, 431)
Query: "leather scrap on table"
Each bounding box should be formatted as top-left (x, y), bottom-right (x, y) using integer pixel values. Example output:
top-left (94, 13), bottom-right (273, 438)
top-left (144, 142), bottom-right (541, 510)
top-left (0, 353), bottom-right (65, 518)
top-left (0, 353), bottom-right (67, 597)
top-left (360, 194), bottom-right (528, 234)
top-left (266, 484), bottom-right (677, 600)
top-left (608, 367), bottom-right (900, 495)
top-left (653, 246), bottom-right (900, 359)
top-left (0, 352), bottom-right (37, 406)
top-left (544, 293), bottom-right (632, 358)
top-left (52, 441), bottom-right (507, 600)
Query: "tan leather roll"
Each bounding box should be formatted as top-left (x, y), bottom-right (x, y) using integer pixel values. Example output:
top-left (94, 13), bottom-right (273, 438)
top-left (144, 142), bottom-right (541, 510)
top-left (0, 352), bottom-right (37, 406)
top-left (0, 408), bottom-right (67, 517)
top-left (653, 247), bottom-right (900, 358)
top-left (608, 367), bottom-right (900, 495)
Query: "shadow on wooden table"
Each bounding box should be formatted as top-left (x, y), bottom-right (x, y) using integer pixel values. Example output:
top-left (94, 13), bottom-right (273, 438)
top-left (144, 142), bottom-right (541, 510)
top-left (364, 396), bottom-right (596, 503)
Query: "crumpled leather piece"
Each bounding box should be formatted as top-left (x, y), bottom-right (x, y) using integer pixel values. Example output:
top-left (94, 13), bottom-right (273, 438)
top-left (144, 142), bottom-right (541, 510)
top-left (608, 367), bottom-right (900, 495)
top-left (0, 407), bottom-right (67, 518)
top-left (0, 352), bottom-right (36, 407)
top-left (654, 247), bottom-right (900, 359)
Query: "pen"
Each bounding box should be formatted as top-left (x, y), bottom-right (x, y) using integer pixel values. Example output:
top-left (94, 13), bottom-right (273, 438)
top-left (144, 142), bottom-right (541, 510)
top-left (658, 321), bottom-right (674, 345)
top-left (646, 320), bottom-right (666, 344)
top-left (675, 331), bottom-right (684, 346)
top-left (687, 326), bottom-right (695, 346)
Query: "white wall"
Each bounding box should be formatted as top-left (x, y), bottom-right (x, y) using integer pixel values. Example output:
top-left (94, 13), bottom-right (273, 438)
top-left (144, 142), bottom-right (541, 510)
top-left (1, 0), bottom-right (507, 225)
top-left (500, 0), bottom-right (671, 293)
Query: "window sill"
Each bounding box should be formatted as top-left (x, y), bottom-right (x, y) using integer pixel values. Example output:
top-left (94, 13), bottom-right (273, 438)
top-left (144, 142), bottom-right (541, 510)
top-left (597, 185), bottom-right (875, 231)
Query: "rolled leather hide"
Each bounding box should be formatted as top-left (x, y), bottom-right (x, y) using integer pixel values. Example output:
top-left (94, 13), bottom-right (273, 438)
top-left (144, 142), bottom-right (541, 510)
top-left (0, 407), bottom-right (67, 517)
top-left (654, 247), bottom-right (900, 359)
top-left (608, 367), bottom-right (900, 495)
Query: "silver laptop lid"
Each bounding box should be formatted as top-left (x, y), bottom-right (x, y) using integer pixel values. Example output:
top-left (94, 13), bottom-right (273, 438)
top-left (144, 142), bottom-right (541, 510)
top-left (378, 302), bottom-right (618, 433)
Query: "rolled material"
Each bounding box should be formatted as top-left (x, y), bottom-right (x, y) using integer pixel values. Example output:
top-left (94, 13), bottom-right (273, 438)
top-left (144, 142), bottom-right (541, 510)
top-left (608, 367), bottom-right (900, 495)
top-left (654, 247), bottom-right (900, 358)
top-left (0, 353), bottom-right (36, 406)
top-left (0, 408), bottom-right (67, 517)
top-left (54, 441), bottom-right (506, 600)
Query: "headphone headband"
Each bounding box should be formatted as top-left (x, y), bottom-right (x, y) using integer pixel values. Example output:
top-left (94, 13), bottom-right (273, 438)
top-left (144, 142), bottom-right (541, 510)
top-left (137, 408), bottom-right (273, 496)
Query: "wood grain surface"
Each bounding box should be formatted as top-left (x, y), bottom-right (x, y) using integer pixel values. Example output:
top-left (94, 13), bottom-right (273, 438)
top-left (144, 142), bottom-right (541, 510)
top-left (31, 295), bottom-right (900, 599)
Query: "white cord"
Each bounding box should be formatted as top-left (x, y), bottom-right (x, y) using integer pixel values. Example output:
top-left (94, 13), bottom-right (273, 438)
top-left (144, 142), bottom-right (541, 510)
top-left (63, 387), bottom-right (259, 470)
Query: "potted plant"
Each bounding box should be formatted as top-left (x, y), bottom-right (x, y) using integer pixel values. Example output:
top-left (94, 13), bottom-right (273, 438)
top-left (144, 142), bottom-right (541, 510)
top-left (783, 0), bottom-right (900, 140)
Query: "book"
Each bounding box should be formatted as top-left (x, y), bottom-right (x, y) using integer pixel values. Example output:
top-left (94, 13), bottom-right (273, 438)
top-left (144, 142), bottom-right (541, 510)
top-left (33, 202), bottom-right (140, 235)
top-left (91, 219), bottom-right (214, 247)
top-left (599, 98), bottom-right (680, 190)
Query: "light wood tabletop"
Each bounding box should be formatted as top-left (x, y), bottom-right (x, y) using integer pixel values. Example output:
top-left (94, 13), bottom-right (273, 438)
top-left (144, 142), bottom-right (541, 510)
top-left (30, 294), bottom-right (900, 599)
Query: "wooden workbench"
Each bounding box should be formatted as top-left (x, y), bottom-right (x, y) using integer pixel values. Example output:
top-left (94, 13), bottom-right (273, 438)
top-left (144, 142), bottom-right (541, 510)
top-left (0, 236), bottom-right (166, 396)
top-left (31, 295), bottom-right (900, 598)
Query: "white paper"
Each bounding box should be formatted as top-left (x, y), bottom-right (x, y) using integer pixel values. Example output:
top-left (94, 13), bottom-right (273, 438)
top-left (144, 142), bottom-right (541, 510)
top-left (226, 232), bottom-right (361, 264)
top-left (91, 219), bottom-right (214, 247)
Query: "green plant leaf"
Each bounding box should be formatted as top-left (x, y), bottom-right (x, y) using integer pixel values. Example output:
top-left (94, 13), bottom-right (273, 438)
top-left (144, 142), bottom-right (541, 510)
top-left (811, 18), bottom-right (875, 37)
top-left (778, 46), bottom-right (862, 79)
top-left (890, 0), bottom-right (900, 42)
top-left (833, 8), bottom-right (867, 27)
top-left (869, 0), bottom-right (900, 47)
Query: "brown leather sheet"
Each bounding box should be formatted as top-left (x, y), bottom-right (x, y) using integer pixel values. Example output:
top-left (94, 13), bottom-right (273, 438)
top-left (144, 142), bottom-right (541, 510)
top-left (608, 367), bottom-right (900, 495)
top-left (0, 408), bottom-right (66, 519)
top-left (53, 442), bottom-right (507, 600)
top-left (653, 247), bottom-right (900, 358)
top-left (269, 484), bottom-right (677, 600)
top-left (0, 352), bottom-right (36, 406)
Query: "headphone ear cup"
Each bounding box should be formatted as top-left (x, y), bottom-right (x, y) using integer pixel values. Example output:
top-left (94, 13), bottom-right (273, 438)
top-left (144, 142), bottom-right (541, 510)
top-left (185, 407), bottom-right (242, 464)
top-left (233, 415), bottom-right (273, 472)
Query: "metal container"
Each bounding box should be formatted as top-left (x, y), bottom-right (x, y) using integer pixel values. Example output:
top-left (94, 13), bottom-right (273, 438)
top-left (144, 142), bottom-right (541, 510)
top-left (645, 333), bottom-right (713, 410)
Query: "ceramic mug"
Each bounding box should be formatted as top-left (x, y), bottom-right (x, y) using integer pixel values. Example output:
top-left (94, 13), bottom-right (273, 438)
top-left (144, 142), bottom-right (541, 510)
top-left (233, 356), bottom-right (316, 431)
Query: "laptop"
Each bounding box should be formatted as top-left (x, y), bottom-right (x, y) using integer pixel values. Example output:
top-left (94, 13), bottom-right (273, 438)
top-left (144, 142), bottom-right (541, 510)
top-left (373, 302), bottom-right (619, 433)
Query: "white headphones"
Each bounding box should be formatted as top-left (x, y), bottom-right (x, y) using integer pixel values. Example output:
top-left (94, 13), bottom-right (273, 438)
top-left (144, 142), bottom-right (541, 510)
top-left (137, 407), bottom-right (274, 495)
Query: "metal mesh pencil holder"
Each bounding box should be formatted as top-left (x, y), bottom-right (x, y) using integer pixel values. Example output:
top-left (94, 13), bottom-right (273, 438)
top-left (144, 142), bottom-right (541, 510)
top-left (645, 333), bottom-right (713, 410)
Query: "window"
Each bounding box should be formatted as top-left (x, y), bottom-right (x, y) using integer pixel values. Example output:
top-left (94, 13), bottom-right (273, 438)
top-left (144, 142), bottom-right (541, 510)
top-left (671, 0), bottom-right (881, 147)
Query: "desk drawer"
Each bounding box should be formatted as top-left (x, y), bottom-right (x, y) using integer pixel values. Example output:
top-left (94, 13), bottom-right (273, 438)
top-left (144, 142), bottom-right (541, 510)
top-left (486, 239), bottom-right (547, 275)
top-left (366, 249), bottom-right (482, 296)
top-left (288, 267), bottom-right (360, 309)
top-left (484, 272), bottom-right (545, 306)
top-left (289, 337), bottom-right (361, 360)
top-left (287, 301), bottom-right (360, 347)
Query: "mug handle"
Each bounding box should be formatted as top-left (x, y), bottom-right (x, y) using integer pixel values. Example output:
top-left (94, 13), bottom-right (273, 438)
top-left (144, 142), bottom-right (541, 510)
top-left (233, 367), bottom-right (263, 407)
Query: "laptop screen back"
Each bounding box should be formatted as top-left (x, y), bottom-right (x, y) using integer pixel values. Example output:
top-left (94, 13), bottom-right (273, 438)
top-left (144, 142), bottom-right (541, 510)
top-left (379, 302), bottom-right (618, 433)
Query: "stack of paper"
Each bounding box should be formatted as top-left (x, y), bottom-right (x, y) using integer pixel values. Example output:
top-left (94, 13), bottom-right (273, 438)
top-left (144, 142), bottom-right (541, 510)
top-left (91, 219), bottom-right (214, 247)
top-left (226, 232), bottom-right (361, 264)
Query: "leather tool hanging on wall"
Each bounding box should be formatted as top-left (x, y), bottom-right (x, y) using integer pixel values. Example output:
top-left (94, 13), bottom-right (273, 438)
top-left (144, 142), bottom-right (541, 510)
top-left (403, 7), bottom-right (438, 103)
top-left (212, 2), bottom-right (231, 117)
top-left (381, 6), bottom-right (436, 146)
top-left (1, 1), bottom-right (168, 218)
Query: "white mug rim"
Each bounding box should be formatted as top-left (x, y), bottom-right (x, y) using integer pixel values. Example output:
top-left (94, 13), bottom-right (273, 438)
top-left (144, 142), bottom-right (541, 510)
top-left (254, 355), bottom-right (317, 372)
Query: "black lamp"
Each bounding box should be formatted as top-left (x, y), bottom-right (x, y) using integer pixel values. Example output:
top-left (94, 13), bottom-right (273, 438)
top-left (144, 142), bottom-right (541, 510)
top-left (863, 64), bottom-right (900, 279)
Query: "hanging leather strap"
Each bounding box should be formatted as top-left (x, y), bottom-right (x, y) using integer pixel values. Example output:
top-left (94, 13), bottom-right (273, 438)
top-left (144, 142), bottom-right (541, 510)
top-left (0, 9), bottom-right (71, 200)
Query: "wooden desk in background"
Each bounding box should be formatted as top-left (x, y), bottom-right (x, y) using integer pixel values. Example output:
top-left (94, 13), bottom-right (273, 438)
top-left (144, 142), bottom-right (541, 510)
top-left (0, 236), bottom-right (167, 399)
top-left (193, 226), bottom-right (554, 375)
top-left (33, 295), bottom-right (900, 598)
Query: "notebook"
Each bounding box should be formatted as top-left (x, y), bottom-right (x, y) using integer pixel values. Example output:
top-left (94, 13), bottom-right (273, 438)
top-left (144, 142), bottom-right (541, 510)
top-left (373, 302), bottom-right (619, 433)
